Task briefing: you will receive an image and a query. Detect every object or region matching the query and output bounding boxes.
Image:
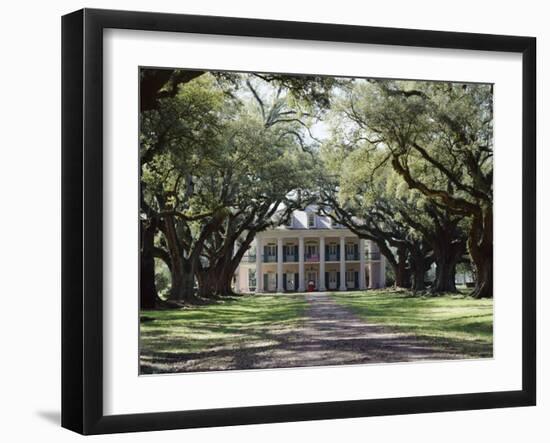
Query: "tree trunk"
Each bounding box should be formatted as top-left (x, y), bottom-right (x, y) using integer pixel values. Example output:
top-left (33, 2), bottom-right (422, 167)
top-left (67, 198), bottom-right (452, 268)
top-left (196, 268), bottom-right (222, 298)
top-left (471, 257), bottom-right (493, 299)
top-left (170, 262), bottom-right (196, 302)
top-left (410, 256), bottom-right (426, 292)
top-left (468, 206), bottom-right (493, 298)
top-left (140, 219), bottom-right (158, 309)
top-left (161, 215), bottom-right (198, 303)
top-left (196, 262), bottom-right (236, 298)
top-left (431, 242), bottom-right (463, 294)
top-left (197, 225), bottom-right (259, 298)
top-left (432, 257), bottom-right (457, 293)
top-left (217, 267), bottom-right (237, 296)
top-left (394, 245), bottom-right (411, 288)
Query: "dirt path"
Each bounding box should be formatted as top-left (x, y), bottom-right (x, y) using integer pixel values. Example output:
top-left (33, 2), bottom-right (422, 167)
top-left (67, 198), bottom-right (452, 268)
top-left (142, 293), bottom-right (465, 373)
top-left (250, 292), bottom-right (464, 369)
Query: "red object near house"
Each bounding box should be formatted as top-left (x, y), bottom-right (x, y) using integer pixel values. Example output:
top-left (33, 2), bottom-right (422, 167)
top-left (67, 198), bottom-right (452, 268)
top-left (307, 281), bottom-right (315, 292)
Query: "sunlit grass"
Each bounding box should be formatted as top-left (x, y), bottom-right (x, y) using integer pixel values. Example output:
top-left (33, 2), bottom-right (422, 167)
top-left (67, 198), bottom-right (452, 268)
top-left (140, 294), bottom-right (308, 357)
top-left (331, 289), bottom-right (493, 358)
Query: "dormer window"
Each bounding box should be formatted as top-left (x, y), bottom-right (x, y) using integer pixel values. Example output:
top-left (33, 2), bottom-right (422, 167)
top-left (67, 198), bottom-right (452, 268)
top-left (330, 218), bottom-right (338, 228)
top-left (307, 212), bottom-right (315, 228)
top-left (285, 216), bottom-right (293, 228)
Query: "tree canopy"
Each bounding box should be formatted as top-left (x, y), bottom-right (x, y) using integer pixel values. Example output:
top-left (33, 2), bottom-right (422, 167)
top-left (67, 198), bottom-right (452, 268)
top-left (139, 70), bottom-right (494, 308)
top-left (318, 79), bottom-right (492, 297)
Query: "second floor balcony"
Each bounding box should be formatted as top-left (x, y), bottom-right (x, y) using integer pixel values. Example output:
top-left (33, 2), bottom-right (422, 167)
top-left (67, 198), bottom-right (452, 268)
top-left (284, 253), bottom-right (299, 262)
top-left (244, 249), bottom-right (382, 263)
top-left (304, 253), bottom-right (320, 262)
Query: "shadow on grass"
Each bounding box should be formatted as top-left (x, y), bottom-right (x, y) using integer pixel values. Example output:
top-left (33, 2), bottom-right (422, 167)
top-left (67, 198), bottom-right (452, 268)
top-left (331, 289), bottom-right (493, 358)
top-left (140, 294), bottom-right (308, 361)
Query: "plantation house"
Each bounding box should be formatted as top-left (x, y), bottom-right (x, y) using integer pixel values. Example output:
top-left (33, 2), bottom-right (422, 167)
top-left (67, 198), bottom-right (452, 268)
top-left (236, 208), bottom-right (386, 293)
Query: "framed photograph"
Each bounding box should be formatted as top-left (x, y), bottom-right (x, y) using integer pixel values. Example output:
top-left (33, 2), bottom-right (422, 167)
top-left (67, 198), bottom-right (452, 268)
top-left (62, 8), bottom-right (536, 435)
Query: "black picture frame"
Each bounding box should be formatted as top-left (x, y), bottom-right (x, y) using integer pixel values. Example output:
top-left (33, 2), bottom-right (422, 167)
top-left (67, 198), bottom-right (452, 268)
top-left (61, 8), bottom-right (536, 435)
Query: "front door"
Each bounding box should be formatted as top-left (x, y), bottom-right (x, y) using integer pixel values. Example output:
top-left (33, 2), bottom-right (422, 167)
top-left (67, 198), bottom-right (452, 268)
top-left (267, 273), bottom-right (277, 291)
top-left (346, 270), bottom-right (355, 289)
top-left (285, 273), bottom-right (295, 291)
top-left (306, 271), bottom-right (317, 289)
top-left (328, 271), bottom-right (337, 289)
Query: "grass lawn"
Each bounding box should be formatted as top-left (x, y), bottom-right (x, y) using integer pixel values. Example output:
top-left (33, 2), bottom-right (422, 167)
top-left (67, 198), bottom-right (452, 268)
top-left (331, 289), bottom-right (493, 358)
top-left (140, 294), bottom-right (307, 373)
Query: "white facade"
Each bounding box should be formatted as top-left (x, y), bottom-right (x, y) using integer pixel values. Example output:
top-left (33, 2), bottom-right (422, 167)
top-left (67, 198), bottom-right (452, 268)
top-left (235, 208), bottom-right (386, 293)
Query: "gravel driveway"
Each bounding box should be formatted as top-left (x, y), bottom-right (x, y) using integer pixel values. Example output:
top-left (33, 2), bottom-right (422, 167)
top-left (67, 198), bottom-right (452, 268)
top-left (142, 292), bottom-right (466, 374)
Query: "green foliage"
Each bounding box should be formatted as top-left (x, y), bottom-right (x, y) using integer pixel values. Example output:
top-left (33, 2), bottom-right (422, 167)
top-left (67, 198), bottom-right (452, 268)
top-left (141, 72), bottom-right (330, 298)
top-left (154, 258), bottom-right (171, 300)
top-left (317, 79), bottom-right (490, 293)
top-left (335, 80), bottom-right (493, 209)
top-left (140, 70), bottom-right (492, 299)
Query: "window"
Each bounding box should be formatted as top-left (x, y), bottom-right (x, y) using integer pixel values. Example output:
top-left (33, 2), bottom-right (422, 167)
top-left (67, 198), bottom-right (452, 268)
top-left (346, 271), bottom-right (356, 289)
top-left (285, 216), bottom-right (293, 228)
top-left (248, 269), bottom-right (256, 290)
top-left (285, 244), bottom-right (297, 262)
top-left (307, 212), bottom-right (315, 228)
top-left (265, 244), bottom-right (276, 262)
top-left (345, 243), bottom-right (359, 260)
top-left (330, 218), bottom-right (338, 228)
top-left (306, 244), bottom-right (318, 256)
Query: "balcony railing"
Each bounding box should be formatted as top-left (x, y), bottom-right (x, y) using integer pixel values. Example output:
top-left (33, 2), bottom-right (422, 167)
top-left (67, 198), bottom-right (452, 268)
top-left (304, 253), bottom-right (320, 262)
top-left (245, 251), bottom-right (381, 263)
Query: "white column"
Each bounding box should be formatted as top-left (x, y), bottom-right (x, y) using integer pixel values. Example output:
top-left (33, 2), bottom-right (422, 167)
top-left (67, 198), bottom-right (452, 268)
top-left (319, 236), bottom-right (326, 291)
top-left (359, 238), bottom-right (366, 289)
top-left (255, 236), bottom-right (263, 293)
top-left (298, 236), bottom-right (305, 291)
top-left (339, 236), bottom-right (347, 291)
top-left (380, 253), bottom-right (387, 288)
top-left (368, 240), bottom-right (378, 289)
top-left (277, 237), bottom-right (283, 292)
top-left (233, 243), bottom-right (240, 293)
top-left (235, 270), bottom-right (240, 293)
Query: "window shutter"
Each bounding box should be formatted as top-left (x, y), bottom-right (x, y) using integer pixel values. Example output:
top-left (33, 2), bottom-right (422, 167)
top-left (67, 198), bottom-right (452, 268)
top-left (325, 272), bottom-right (329, 288)
top-left (283, 274), bottom-right (287, 291)
top-left (263, 274), bottom-right (268, 291)
top-left (295, 273), bottom-right (299, 291)
top-left (355, 271), bottom-right (359, 289)
top-left (337, 271), bottom-right (341, 288)
top-left (354, 243), bottom-right (359, 258)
